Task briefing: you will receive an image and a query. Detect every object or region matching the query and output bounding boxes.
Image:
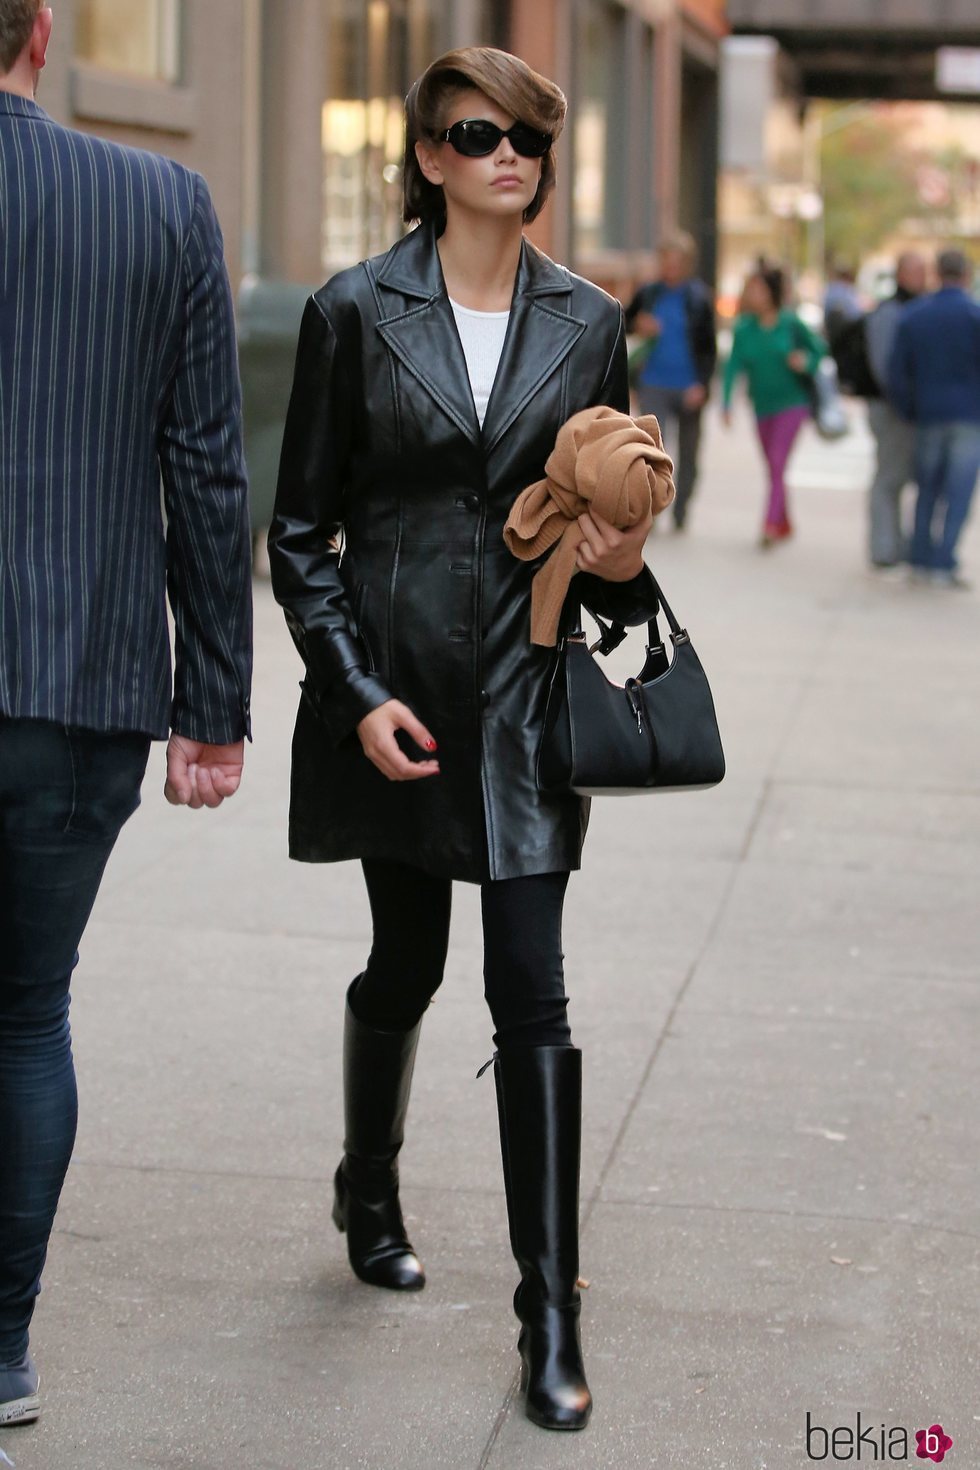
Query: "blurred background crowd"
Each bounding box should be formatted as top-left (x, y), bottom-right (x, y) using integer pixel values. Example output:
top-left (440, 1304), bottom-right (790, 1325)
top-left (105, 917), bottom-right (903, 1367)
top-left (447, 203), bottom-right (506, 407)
top-left (32, 0), bottom-right (980, 578)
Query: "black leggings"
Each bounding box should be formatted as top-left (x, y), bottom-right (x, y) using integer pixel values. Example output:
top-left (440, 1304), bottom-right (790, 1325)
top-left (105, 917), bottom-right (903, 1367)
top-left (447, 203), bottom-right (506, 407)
top-left (350, 858), bottom-right (573, 1049)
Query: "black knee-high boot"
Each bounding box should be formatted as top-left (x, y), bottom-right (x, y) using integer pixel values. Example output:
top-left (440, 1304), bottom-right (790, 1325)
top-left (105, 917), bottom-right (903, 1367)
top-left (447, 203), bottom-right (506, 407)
top-left (331, 975), bottom-right (425, 1290)
top-left (485, 1044), bottom-right (592, 1430)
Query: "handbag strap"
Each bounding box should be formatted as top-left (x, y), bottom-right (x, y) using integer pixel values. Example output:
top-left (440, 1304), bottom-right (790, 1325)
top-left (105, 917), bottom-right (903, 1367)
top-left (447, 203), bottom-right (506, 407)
top-left (561, 570), bottom-right (689, 655)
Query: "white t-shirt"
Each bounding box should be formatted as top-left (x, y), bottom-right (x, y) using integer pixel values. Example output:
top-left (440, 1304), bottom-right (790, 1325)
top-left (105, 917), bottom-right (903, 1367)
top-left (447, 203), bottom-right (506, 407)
top-left (449, 297), bottom-right (511, 428)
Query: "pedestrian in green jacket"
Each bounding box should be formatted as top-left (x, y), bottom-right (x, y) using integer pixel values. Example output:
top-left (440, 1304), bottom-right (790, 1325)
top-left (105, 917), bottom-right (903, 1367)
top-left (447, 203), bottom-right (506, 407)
top-left (722, 264), bottom-right (825, 546)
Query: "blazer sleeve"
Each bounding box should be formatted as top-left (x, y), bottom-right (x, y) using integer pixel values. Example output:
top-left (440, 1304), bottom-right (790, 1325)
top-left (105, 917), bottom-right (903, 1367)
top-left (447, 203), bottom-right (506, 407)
top-left (570, 306), bottom-right (662, 627)
top-left (267, 293), bottom-right (394, 745)
top-left (887, 317), bottom-right (915, 422)
top-left (158, 171), bottom-right (253, 745)
top-left (864, 300), bottom-right (896, 393)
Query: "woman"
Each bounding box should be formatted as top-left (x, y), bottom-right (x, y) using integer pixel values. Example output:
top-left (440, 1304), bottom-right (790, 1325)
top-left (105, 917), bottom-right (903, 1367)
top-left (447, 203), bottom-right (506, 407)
top-left (722, 263), bottom-right (825, 546)
top-left (268, 47), bottom-right (663, 1433)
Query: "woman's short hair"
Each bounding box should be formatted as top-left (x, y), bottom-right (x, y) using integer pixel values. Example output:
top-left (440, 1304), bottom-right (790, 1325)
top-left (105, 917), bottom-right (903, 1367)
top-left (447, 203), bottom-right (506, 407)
top-left (403, 47), bottom-right (567, 231)
top-left (750, 259), bottom-right (787, 309)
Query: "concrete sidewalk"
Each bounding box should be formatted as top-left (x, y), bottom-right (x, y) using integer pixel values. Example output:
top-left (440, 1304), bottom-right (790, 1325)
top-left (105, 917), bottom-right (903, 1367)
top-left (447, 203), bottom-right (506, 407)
top-left (3, 403), bottom-right (979, 1470)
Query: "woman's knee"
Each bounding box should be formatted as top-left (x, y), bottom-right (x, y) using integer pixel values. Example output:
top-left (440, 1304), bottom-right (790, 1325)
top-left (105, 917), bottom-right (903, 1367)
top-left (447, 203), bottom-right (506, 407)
top-left (353, 946), bottom-right (447, 1030)
top-left (355, 858), bottom-right (452, 1027)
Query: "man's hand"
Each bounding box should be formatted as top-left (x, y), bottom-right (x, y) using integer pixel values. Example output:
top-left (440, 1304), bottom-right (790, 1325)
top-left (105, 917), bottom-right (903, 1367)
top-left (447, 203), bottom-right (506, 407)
top-left (574, 506), bottom-right (654, 581)
top-left (787, 349), bottom-right (809, 373)
top-left (165, 736), bottom-right (245, 809)
top-left (634, 311), bottom-right (662, 339)
top-left (682, 383), bottom-right (707, 410)
top-left (357, 700), bottom-right (440, 782)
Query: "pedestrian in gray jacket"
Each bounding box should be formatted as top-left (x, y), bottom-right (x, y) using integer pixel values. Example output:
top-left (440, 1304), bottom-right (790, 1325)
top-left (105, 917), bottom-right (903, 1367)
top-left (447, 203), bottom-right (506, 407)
top-left (864, 253), bottom-right (927, 568)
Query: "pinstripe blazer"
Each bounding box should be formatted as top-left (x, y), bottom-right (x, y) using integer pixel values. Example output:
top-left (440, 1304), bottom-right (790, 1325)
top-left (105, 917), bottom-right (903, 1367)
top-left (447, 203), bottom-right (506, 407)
top-left (0, 91), bottom-right (252, 743)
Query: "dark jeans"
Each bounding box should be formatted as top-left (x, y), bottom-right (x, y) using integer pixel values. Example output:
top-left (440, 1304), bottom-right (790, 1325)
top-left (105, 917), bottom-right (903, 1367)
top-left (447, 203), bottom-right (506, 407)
top-left (636, 384), bottom-right (704, 527)
top-left (351, 858), bottom-right (573, 1049)
top-left (0, 718), bottom-right (149, 1364)
top-left (910, 422), bottom-right (980, 572)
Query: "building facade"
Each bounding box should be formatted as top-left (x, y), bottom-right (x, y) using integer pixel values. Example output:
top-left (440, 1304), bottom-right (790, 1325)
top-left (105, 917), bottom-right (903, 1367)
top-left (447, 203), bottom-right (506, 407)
top-left (34, 0), bottom-right (726, 296)
top-left (514, 0), bottom-right (726, 296)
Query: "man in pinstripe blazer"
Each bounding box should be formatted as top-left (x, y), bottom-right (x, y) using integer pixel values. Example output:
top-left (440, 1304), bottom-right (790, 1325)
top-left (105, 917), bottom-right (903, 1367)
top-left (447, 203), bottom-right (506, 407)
top-left (0, 3), bottom-right (253, 1425)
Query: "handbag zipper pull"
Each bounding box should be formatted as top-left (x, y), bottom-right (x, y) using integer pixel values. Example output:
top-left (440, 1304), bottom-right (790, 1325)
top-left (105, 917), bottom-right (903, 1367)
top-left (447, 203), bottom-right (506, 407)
top-left (625, 678), bottom-right (644, 735)
top-left (475, 1050), bottom-right (499, 1079)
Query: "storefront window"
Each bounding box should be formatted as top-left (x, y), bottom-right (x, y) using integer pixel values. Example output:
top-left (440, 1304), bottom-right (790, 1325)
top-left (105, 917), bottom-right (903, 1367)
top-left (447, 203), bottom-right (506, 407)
top-left (322, 0), bottom-right (447, 271)
top-left (75, 0), bottom-right (181, 82)
top-left (321, 0), bottom-right (501, 271)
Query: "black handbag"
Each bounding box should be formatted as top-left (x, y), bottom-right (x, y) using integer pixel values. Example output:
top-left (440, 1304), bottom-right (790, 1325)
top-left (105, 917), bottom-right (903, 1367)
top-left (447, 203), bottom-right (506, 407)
top-left (536, 573), bottom-right (725, 796)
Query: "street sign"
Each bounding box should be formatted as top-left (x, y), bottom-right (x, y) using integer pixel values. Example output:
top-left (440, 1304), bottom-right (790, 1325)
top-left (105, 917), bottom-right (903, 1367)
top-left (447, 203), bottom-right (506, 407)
top-left (936, 47), bottom-right (980, 95)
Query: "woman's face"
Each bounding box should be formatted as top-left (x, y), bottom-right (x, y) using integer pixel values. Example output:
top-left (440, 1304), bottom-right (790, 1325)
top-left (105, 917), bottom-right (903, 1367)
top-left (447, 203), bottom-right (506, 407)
top-left (742, 275), bottom-right (775, 316)
top-left (416, 87), bottom-right (543, 224)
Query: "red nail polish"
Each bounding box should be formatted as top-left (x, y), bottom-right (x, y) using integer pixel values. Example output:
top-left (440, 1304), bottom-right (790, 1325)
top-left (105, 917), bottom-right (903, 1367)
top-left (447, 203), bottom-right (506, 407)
top-left (425, 738), bottom-right (437, 751)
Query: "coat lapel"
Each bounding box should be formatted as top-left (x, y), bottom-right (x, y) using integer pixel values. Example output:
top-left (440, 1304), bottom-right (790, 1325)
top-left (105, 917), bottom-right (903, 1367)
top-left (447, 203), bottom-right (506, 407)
top-left (375, 225), bottom-right (481, 446)
top-left (374, 225), bottom-right (586, 453)
top-left (376, 296), bottom-right (483, 447)
top-left (480, 245), bottom-right (586, 455)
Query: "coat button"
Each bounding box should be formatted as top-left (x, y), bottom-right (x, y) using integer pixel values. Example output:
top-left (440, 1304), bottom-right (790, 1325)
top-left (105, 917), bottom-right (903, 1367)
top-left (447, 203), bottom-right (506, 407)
top-left (481, 689), bottom-right (491, 708)
top-left (460, 493), bottom-right (479, 511)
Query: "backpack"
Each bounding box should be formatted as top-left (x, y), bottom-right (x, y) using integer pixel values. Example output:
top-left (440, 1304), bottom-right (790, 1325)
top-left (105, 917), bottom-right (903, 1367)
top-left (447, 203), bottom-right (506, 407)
top-left (830, 315), bottom-right (879, 398)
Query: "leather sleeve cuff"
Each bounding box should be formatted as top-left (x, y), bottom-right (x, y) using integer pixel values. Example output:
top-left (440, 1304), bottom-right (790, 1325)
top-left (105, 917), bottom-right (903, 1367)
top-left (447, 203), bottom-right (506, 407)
top-left (303, 668), bottom-right (393, 747)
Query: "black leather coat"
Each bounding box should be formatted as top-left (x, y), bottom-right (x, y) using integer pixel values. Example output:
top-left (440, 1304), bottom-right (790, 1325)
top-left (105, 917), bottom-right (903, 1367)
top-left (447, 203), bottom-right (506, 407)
top-left (268, 222), bottom-right (661, 883)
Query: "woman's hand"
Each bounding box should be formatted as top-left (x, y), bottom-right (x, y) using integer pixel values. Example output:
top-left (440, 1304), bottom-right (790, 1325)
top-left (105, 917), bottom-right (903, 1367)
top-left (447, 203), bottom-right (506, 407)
top-left (574, 506), bottom-right (653, 581)
top-left (357, 699), bottom-right (440, 781)
top-left (787, 349), bottom-right (809, 373)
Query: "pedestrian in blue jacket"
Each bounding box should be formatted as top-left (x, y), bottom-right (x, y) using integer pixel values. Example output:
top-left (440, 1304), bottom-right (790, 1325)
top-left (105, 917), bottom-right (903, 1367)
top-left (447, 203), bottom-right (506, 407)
top-left (888, 249), bottom-right (980, 586)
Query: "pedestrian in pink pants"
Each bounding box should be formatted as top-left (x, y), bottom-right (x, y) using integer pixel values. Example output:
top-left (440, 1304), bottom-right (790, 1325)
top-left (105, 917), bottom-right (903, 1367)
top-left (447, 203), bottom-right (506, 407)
top-left (722, 263), bottom-right (826, 546)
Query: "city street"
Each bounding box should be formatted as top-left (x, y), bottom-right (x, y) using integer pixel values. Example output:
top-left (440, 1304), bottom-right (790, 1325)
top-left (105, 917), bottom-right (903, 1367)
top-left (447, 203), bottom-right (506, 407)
top-left (2, 402), bottom-right (978, 1470)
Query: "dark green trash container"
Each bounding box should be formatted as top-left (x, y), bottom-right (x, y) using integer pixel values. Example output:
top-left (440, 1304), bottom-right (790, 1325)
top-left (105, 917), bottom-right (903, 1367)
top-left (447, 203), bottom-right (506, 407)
top-left (238, 279), bottom-right (316, 534)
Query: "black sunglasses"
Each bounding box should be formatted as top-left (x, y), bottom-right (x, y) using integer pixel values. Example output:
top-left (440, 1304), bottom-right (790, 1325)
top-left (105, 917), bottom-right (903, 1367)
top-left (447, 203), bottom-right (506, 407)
top-left (436, 118), bottom-right (552, 159)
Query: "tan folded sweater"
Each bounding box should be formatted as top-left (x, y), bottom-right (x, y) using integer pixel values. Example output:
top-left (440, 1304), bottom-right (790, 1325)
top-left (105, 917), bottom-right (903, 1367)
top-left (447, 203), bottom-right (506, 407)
top-left (502, 405), bottom-right (675, 645)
